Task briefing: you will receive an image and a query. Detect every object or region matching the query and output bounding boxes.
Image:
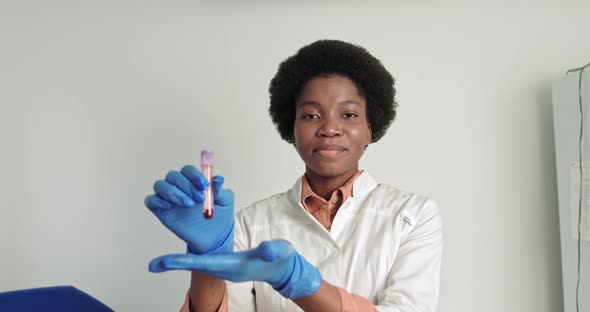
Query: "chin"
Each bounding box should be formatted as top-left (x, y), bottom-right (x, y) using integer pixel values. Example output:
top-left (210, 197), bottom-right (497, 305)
top-left (308, 164), bottom-right (354, 179)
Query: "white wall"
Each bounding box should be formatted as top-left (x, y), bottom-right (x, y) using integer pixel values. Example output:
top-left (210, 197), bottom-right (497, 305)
top-left (1, 1), bottom-right (589, 311)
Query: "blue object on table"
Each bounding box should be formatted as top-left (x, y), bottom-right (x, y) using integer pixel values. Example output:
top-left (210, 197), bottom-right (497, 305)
top-left (0, 286), bottom-right (113, 311)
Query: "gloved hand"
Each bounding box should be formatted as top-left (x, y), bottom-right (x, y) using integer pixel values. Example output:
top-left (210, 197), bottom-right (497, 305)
top-left (145, 165), bottom-right (234, 255)
top-left (148, 239), bottom-right (322, 300)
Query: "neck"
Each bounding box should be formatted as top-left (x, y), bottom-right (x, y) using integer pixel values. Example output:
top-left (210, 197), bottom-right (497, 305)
top-left (304, 168), bottom-right (358, 200)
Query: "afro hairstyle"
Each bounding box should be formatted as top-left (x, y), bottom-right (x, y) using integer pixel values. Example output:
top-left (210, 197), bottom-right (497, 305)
top-left (268, 39), bottom-right (397, 144)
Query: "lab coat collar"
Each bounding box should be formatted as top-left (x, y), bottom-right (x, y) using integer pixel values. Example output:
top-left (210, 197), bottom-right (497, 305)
top-left (288, 171), bottom-right (378, 205)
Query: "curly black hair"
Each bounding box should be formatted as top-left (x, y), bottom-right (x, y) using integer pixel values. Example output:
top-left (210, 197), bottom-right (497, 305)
top-left (269, 39), bottom-right (397, 144)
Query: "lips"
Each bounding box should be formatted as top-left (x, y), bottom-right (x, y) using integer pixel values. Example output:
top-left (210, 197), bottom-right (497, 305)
top-left (315, 144), bottom-right (345, 151)
top-left (313, 144), bottom-right (347, 157)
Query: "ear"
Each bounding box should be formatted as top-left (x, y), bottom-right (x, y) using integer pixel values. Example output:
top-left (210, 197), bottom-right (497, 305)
top-left (366, 123), bottom-right (372, 144)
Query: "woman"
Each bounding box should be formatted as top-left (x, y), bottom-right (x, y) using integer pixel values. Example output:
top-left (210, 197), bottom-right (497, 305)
top-left (145, 39), bottom-right (442, 312)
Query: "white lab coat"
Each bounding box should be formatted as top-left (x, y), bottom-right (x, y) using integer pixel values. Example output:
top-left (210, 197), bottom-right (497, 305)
top-left (228, 172), bottom-right (442, 312)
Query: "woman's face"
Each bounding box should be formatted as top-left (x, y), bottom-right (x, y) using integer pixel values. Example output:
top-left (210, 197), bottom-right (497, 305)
top-left (294, 75), bottom-right (372, 180)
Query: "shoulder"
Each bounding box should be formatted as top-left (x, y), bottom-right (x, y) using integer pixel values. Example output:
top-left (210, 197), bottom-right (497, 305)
top-left (367, 183), bottom-right (441, 225)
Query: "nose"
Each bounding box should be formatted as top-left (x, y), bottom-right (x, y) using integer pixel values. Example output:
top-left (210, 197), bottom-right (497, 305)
top-left (317, 115), bottom-right (342, 137)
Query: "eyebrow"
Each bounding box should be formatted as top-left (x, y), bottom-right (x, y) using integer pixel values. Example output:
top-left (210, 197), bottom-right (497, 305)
top-left (296, 100), bottom-right (362, 108)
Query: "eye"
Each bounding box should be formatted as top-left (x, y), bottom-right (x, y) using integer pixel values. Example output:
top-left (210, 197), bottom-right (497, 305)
top-left (343, 112), bottom-right (358, 119)
top-left (303, 113), bottom-right (320, 119)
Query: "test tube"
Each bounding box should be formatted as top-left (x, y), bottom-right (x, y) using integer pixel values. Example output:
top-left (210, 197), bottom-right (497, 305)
top-left (201, 150), bottom-right (214, 219)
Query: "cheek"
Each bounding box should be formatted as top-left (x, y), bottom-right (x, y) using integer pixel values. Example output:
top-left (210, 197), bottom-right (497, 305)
top-left (362, 124), bottom-right (372, 145)
top-left (294, 121), bottom-right (313, 138)
top-left (351, 127), bottom-right (370, 145)
top-left (293, 123), bottom-right (301, 144)
top-left (293, 122), bottom-right (308, 151)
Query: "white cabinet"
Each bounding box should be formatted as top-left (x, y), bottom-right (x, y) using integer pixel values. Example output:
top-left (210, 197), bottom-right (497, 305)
top-left (552, 69), bottom-right (590, 312)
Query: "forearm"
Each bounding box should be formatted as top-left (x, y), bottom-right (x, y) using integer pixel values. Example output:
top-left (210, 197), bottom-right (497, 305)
top-left (292, 280), bottom-right (342, 312)
top-left (189, 272), bottom-right (226, 312)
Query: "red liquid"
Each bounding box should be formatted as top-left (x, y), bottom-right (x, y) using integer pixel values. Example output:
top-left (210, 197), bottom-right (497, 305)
top-left (202, 165), bottom-right (214, 220)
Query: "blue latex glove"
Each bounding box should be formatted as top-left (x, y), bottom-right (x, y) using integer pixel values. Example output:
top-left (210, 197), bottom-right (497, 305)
top-left (149, 239), bottom-right (322, 299)
top-left (145, 165), bottom-right (234, 255)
